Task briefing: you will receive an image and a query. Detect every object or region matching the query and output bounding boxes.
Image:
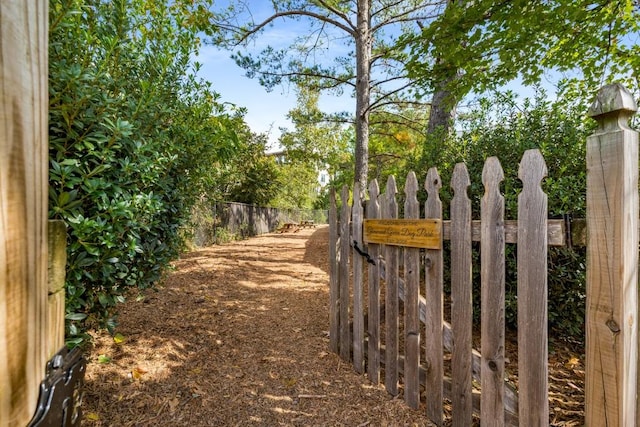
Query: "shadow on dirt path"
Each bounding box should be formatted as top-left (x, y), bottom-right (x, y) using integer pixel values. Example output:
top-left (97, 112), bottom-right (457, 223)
top-left (82, 226), bottom-right (436, 426)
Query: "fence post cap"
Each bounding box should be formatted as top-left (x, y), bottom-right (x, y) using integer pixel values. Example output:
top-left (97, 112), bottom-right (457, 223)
top-left (588, 83), bottom-right (637, 118)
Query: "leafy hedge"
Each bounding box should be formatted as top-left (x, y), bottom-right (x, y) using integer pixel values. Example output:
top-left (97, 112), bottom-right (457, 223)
top-left (420, 91), bottom-right (590, 340)
top-left (49, 0), bottom-right (239, 344)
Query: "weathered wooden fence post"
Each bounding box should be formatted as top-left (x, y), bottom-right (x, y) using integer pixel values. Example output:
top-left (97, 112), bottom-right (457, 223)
top-left (585, 83), bottom-right (638, 426)
top-left (0, 1), bottom-right (50, 425)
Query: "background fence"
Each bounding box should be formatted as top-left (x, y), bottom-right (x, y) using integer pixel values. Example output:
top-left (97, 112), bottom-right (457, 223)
top-left (191, 200), bottom-right (328, 246)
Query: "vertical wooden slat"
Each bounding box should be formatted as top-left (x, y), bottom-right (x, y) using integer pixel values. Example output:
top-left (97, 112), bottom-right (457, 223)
top-left (403, 172), bottom-right (421, 409)
top-left (424, 167), bottom-right (443, 425)
top-left (352, 182), bottom-right (365, 373)
top-left (384, 176), bottom-right (399, 396)
top-left (47, 220), bottom-right (67, 358)
top-left (517, 149), bottom-right (549, 426)
top-left (367, 179), bottom-right (381, 384)
top-left (328, 187), bottom-right (339, 354)
top-left (585, 84), bottom-right (638, 425)
top-left (450, 163), bottom-right (473, 426)
top-left (480, 157), bottom-right (505, 427)
top-left (339, 185), bottom-right (351, 361)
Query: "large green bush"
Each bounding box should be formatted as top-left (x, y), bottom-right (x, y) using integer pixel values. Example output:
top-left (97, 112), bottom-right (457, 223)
top-left (49, 0), bottom-right (240, 344)
top-left (420, 91), bottom-right (590, 341)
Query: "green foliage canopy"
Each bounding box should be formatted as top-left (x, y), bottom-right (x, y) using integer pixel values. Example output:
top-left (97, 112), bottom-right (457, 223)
top-left (403, 0), bottom-right (640, 101)
top-left (420, 90), bottom-right (590, 339)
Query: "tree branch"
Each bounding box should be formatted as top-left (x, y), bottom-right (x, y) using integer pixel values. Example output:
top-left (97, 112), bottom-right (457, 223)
top-left (236, 9), bottom-right (356, 43)
top-left (368, 80), bottom-right (418, 112)
top-left (257, 68), bottom-right (357, 89)
top-left (371, 2), bottom-right (445, 33)
top-left (314, 0), bottom-right (355, 29)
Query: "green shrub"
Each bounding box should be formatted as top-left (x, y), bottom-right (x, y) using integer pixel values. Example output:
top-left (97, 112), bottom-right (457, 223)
top-left (420, 91), bottom-right (590, 341)
top-left (49, 0), bottom-right (239, 345)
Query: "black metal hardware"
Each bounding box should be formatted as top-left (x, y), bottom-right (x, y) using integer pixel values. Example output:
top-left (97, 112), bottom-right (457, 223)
top-left (563, 213), bottom-right (573, 249)
top-left (352, 240), bottom-right (376, 265)
top-left (28, 346), bottom-right (86, 427)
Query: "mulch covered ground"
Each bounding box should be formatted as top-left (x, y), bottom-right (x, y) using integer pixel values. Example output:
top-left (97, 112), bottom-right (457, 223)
top-left (82, 226), bottom-right (584, 426)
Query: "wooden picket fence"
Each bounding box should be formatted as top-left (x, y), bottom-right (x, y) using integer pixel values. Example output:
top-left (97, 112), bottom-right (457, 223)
top-left (327, 83), bottom-right (640, 427)
top-left (329, 150), bottom-right (548, 426)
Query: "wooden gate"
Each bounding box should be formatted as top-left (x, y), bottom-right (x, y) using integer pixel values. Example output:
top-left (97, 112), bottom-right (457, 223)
top-left (328, 84), bottom-right (640, 426)
top-left (329, 150), bottom-right (553, 426)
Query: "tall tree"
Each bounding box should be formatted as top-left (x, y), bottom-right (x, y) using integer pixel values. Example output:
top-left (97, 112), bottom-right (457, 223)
top-left (213, 0), bottom-right (445, 186)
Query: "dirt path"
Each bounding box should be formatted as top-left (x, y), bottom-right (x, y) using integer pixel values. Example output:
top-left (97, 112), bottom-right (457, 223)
top-left (83, 226), bottom-right (436, 426)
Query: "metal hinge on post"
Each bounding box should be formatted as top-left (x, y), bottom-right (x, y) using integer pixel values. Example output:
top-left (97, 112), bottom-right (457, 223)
top-left (27, 346), bottom-right (86, 427)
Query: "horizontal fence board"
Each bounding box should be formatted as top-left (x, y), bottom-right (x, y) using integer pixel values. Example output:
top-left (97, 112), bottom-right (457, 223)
top-left (442, 219), bottom-right (565, 246)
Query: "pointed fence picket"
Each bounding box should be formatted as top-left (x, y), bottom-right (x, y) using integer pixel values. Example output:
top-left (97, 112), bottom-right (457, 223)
top-left (383, 176), bottom-right (400, 397)
top-left (450, 163), bottom-right (473, 427)
top-left (480, 157), bottom-right (506, 426)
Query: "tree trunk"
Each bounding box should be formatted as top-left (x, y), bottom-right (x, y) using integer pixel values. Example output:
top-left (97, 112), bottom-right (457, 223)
top-left (354, 0), bottom-right (371, 188)
top-left (427, 71), bottom-right (458, 136)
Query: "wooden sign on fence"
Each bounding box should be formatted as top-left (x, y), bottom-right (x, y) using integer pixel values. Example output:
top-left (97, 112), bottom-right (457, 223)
top-left (363, 219), bottom-right (442, 249)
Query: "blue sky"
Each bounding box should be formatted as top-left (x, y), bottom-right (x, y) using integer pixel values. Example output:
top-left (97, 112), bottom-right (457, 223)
top-left (194, 4), bottom-right (355, 149)
top-left (196, 42), bottom-right (353, 149)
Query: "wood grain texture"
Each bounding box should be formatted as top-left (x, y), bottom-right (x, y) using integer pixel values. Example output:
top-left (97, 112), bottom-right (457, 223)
top-left (450, 163), bottom-right (473, 427)
top-left (383, 176), bottom-right (399, 396)
top-left (328, 188), bottom-right (339, 354)
top-left (47, 220), bottom-right (67, 358)
top-left (424, 167), bottom-right (443, 425)
top-left (373, 343), bottom-right (519, 426)
top-left (517, 150), bottom-right (549, 426)
top-left (442, 219), bottom-right (565, 246)
top-left (339, 186), bottom-right (351, 361)
top-left (366, 179), bottom-right (381, 384)
top-left (380, 260), bottom-right (520, 422)
top-left (351, 183), bottom-right (365, 374)
top-left (480, 157), bottom-right (505, 427)
top-left (585, 84), bottom-right (638, 426)
top-left (0, 1), bottom-right (49, 425)
top-left (403, 172), bottom-right (421, 409)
